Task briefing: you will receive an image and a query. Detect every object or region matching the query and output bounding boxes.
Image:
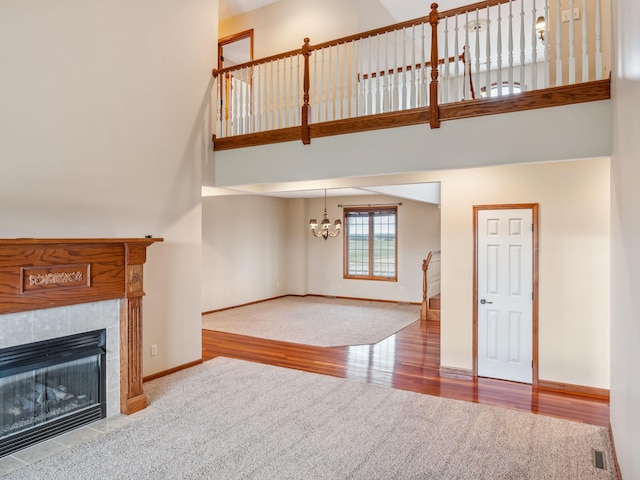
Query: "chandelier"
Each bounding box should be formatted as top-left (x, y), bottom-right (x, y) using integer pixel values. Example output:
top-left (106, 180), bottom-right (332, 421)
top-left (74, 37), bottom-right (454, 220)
top-left (309, 190), bottom-right (341, 240)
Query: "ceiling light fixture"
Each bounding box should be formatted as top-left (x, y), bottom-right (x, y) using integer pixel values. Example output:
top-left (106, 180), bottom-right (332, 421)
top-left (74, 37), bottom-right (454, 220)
top-left (309, 190), bottom-right (341, 240)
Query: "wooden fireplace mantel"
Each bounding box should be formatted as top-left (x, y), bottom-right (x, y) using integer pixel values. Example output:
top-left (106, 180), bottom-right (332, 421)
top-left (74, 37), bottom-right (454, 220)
top-left (0, 237), bottom-right (163, 414)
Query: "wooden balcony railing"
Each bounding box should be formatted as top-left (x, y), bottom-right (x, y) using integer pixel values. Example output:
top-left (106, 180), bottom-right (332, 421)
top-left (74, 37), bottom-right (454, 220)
top-left (212, 0), bottom-right (610, 151)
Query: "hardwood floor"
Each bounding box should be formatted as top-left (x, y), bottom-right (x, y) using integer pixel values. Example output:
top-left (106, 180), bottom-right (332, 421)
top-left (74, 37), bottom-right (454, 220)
top-left (202, 319), bottom-right (609, 427)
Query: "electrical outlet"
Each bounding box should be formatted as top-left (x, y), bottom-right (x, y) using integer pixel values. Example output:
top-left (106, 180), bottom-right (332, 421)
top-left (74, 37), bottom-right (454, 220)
top-left (150, 344), bottom-right (158, 356)
top-left (561, 8), bottom-right (580, 22)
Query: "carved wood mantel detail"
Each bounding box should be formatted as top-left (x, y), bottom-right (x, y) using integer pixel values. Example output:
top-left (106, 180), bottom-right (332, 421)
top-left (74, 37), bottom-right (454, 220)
top-left (0, 238), bottom-right (163, 415)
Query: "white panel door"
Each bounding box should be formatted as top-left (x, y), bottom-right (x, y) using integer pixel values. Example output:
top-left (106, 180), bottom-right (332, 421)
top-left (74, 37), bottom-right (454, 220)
top-left (477, 208), bottom-right (533, 384)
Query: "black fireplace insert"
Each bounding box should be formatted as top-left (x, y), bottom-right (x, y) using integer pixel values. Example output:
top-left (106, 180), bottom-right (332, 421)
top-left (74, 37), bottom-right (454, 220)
top-left (0, 329), bottom-right (107, 457)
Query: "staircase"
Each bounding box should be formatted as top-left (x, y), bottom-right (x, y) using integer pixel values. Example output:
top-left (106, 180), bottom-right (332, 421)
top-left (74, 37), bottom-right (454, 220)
top-left (421, 251), bottom-right (440, 321)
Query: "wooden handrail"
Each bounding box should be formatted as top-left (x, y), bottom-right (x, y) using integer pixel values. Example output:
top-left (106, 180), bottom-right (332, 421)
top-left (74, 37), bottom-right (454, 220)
top-left (362, 54), bottom-right (462, 80)
top-left (429, 3), bottom-right (440, 128)
top-left (212, 48), bottom-right (302, 77)
top-left (301, 38), bottom-right (311, 145)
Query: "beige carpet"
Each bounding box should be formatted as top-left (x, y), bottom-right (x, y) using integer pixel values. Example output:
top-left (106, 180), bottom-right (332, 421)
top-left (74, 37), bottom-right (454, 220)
top-left (202, 296), bottom-right (420, 347)
top-left (4, 358), bottom-right (617, 479)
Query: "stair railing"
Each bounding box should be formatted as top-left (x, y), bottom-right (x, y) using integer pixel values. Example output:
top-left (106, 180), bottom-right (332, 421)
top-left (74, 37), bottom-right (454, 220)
top-left (212, 0), bottom-right (609, 142)
top-left (421, 250), bottom-right (441, 321)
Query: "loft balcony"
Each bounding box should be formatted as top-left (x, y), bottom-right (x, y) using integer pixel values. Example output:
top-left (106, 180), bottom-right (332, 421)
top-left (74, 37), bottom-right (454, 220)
top-left (212, 0), bottom-right (610, 151)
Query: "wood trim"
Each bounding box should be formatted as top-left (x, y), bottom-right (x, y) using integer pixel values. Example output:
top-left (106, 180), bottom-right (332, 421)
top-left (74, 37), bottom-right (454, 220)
top-left (217, 29), bottom-right (254, 71)
top-left (538, 379), bottom-right (610, 400)
top-left (213, 80), bottom-right (610, 151)
top-left (202, 295), bottom-right (291, 315)
top-left (143, 359), bottom-right (203, 383)
top-left (213, 127), bottom-right (300, 151)
top-left (310, 108), bottom-right (430, 138)
top-left (439, 366), bottom-right (473, 380)
top-left (306, 294), bottom-right (419, 306)
top-left (0, 238), bottom-right (162, 416)
top-left (440, 79), bottom-right (611, 121)
top-left (472, 204), bottom-right (539, 386)
top-left (203, 294), bottom-right (420, 317)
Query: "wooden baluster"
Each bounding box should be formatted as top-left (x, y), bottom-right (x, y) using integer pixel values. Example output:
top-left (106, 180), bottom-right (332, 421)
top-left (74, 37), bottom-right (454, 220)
top-left (351, 40), bottom-right (358, 117)
top-left (543, 0), bottom-right (550, 88)
top-left (402, 27), bottom-right (408, 110)
top-left (443, 17), bottom-right (450, 104)
top-left (274, 59), bottom-right (286, 128)
top-left (301, 38), bottom-right (311, 145)
top-left (429, 3), bottom-right (440, 129)
top-left (232, 71), bottom-right (238, 136)
top-left (294, 55), bottom-right (302, 125)
top-left (569, 0), bottom-right (576, 83)
top-left (221, 72), bottom-right (227, 137)
top-left (474, 8), bottom-right (480, 98)
top-left (269, 60), bottom-right (275, 130)
top-left (582, 0), bottom-right (589, 82)
top-left (595, 0), bottom-right (602, 80)
top-left (328, 45), bottom-right (334, 121)
top-left (321, 48), bottom-right (326, 122)
top-left (421, 23), bottom-right (427, 107)
top-left (367, 36), bottom-right (372, 115)
top-left (383, 32), bottom-right (389, 113)
top-left (486, 5), bottom-right (492, 98)
top-left (454, 14), bottom-right (460, 101)
top-left (464, 12), bottom-right (470, 100)
top-left (212, 70), bottom-right (221, 138)
top-left (241, 67), bottom-right (247, 134)
top-left (256, 63), bottom-right (262, 132)
top-left (313, 45), bottom-right (319, 122)
top-left (531, 3), bottom-right (538, 90)
top-left (556, 0), bottom-right (563, 85)
top-left (520, 0), bottom-right (526, 90)
top-left (334, 44), bottom-right (340, 120)
top-left (508, 0), bottom-right (514, 94)
top-left (343, 42), bottom-right (349, 119)
top-left (393, 29), bottom-right (399, 111)
top-left (410, 25), bottom-right (417, 109)
top-left (285, 56), bottom-right (291, 127)
top-left (496, 3), bottom-right (502, 97)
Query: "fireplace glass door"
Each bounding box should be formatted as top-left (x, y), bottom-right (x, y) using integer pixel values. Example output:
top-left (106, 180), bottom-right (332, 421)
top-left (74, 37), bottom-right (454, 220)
top-left (0, 329), bottom-right (106, 457)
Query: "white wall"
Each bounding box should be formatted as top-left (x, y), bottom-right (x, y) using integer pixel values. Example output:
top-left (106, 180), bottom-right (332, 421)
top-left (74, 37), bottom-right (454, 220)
top-left (0, 0), bottom-right (217, 376)
top-left (306, 195), bottom-right (440, 303)
top-left (202, 195), bottom-right (291, 311)
top-left (214, 100), bottom-right (611, 188)
top-left (220, 0), bottom-right (357, 58)
top-left (201, 193), bottom-right (439, 309)
top-left (610, 0), bottom-right (640, 477)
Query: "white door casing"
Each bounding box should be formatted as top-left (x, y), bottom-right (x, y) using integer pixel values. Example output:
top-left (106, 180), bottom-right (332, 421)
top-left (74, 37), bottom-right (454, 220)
top-left (476, 207), bottom-right (534, 384)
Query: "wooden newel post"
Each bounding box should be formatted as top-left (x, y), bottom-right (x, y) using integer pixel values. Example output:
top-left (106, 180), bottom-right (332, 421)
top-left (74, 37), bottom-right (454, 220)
top-left (301, 37), bottom-right (312, 145)
top-left (429, 3), bottom-right (441, 129)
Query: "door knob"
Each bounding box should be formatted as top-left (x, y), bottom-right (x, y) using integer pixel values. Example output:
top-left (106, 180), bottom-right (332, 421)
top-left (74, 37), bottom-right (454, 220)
top-left (480, 299), bottom-right (493, 304)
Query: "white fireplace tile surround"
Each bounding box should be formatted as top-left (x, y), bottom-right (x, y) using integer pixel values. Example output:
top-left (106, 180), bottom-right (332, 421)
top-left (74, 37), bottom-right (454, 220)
top-left (0, 300), bottom-right (121, 417)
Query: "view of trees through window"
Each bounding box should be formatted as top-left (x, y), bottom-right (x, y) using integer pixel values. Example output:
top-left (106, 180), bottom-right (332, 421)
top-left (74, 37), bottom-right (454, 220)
top-left (344, 207), bottom-right (397, 281)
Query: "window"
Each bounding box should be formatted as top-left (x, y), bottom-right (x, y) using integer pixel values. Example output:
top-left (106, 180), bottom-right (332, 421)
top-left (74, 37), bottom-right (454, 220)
top-left (344, 207), bottom-right (397, 281)
top-left (480, 82), bottom-right (522, 98)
